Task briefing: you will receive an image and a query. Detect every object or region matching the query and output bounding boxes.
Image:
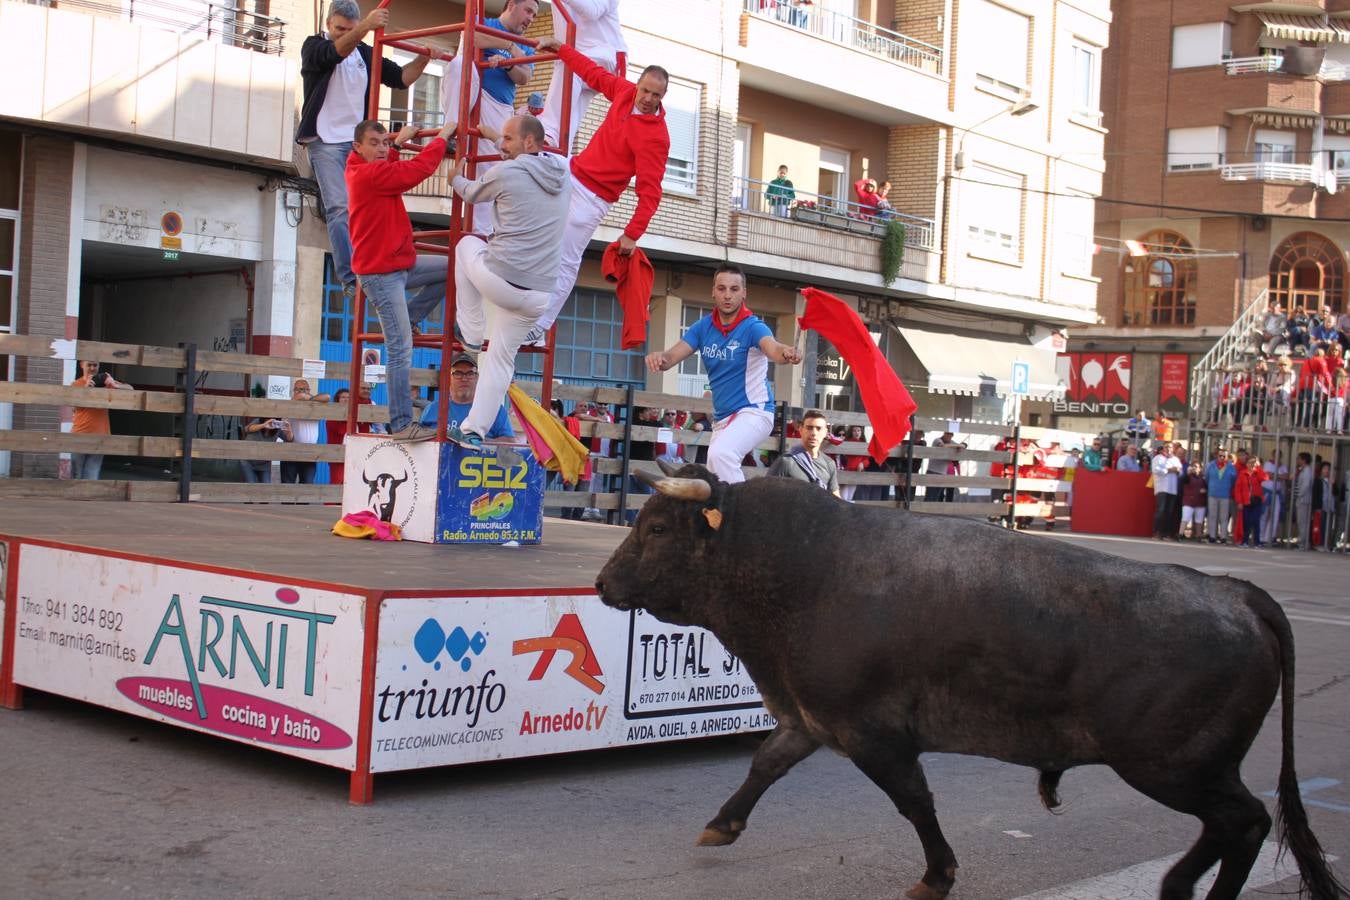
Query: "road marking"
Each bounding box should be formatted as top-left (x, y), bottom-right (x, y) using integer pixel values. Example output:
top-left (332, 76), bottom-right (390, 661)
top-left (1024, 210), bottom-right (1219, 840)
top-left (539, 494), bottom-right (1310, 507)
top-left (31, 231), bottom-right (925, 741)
top-left (1003, 829), bottom-right (1033, 838)
top-left (1010, 841), bottom-right (1302, 900)
top-left (1285, 613), bottom-right (1350, 628)
top-left (1262, 778), bottom-right (1350, 816)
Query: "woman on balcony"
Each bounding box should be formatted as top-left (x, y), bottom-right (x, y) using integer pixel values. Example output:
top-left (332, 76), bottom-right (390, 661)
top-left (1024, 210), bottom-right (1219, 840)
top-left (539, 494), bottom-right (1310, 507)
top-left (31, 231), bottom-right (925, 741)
top-left (853, 177), bottom-right (881, 220)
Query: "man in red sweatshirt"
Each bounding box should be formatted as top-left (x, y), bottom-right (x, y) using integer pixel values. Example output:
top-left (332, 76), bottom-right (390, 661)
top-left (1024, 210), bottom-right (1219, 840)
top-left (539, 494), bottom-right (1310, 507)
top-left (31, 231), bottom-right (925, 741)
top-left (526, 36), bottom-right (670, 344)
top-left (346, 117), bottom-right (456, 441)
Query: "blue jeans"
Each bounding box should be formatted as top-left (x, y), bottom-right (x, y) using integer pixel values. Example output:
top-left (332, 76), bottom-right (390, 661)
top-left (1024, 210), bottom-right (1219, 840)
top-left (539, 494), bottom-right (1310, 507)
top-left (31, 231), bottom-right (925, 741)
top-left (360, 255), bottom-right (447, 433)
top-left (307, 140), bottom-right (355, 287)
top-left (240, 461), bottom-right (272, 483)
top-left (72, 452), bottom-right (103, 480)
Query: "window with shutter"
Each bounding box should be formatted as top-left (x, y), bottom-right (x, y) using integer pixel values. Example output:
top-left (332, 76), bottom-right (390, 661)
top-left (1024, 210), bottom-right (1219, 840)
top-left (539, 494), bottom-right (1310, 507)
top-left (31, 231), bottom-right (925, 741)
top-left (660, 78), bottom-right (701, 194)
top-left (965, 163), bottom-right (1024, 261)
top-left (969, 1), bottom-right (1031, 97)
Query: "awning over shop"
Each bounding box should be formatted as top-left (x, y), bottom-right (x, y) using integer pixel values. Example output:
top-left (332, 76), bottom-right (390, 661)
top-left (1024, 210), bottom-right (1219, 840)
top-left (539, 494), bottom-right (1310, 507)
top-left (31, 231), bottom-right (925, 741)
top-left (895, 326), bottom-right (1066, 401)
top-left (1257, 12), bottom-right (1350, 43)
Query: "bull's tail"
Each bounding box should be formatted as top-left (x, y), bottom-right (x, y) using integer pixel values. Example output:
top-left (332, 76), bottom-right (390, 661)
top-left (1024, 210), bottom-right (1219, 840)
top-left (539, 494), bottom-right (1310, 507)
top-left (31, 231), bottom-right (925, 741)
top-left (1259, 595), bottom-right (1348, 900)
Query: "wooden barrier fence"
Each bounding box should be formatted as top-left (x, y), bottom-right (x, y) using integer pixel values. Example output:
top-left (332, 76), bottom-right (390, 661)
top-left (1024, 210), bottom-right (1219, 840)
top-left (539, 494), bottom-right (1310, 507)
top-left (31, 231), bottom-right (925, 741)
top-left (0, 334), bottom-right (1073, 521)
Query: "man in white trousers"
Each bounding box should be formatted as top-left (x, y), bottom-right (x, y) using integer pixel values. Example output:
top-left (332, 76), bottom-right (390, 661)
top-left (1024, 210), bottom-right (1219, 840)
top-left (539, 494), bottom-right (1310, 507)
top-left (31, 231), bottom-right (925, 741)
top-left (446, 114), bottom-right (570, 450)
top-left (645, 264), bottom-right (802, 484)
top-left (525, 36), bottom-right (670, 345)
top-left (537, 0), bottom-right (626, 150)
top-left (439, 0), bottom-right (539, 234)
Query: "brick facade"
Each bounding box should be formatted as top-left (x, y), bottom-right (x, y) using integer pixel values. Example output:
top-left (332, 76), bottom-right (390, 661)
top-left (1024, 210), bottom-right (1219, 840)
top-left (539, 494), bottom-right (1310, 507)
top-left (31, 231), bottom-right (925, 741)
top-left (886, 125), bottom-right (941, 219)
top-left (13, 134), bottom-right (74, 478)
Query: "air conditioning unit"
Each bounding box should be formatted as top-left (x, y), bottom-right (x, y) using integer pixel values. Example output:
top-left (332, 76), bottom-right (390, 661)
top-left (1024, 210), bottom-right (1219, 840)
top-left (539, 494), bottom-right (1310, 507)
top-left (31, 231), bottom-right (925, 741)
top-left (1251, 215), bottom-right (1268, 232)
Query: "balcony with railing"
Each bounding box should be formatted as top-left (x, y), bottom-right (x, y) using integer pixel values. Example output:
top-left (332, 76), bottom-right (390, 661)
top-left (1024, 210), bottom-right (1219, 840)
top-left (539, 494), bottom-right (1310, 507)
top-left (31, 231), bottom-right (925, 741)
top-left (23, 0), bottom-right (284, 53)
top-left (734, 0), bottom-right (947, 123)
top-left (1220, 161), bottom-right (1317, 183)
top-left (728, 176), bottom-right (939, 284)
top-left (1224, 55), bottom-right (1282, 75)
top-left (1, 0), bottom-right (296, 163)
top-left (741, 0), bottom-right (941, 75)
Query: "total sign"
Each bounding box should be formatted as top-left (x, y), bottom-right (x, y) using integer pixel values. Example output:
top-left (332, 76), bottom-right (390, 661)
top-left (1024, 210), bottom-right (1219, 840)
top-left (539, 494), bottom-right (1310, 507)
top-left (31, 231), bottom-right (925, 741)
top-left (370, 595), bottom-right (774, 772)
top-left (10, 546), bottom-right (365, 768)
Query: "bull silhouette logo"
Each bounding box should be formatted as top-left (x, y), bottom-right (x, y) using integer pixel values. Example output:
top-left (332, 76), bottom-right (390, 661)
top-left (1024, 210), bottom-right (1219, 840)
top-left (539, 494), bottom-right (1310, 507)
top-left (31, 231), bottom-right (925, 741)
top-left (363, 470), bottom-right (409, 522)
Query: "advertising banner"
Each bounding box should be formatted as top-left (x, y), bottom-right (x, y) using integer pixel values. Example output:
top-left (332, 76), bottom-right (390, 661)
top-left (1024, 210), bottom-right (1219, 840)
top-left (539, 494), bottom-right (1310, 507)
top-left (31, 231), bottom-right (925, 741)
top-left (436, 445), bottom-right (544, 544)
top-left (342, 435), bottom-right (442, 543)
top-left (11, 546), bottom-right (365, 769)
top-left (371, 595), bottom-right (774, 773)
top-left (1160, 353), bottom-right (1190, 413)
top-left (1054, 352), bottom-right (1132, 416)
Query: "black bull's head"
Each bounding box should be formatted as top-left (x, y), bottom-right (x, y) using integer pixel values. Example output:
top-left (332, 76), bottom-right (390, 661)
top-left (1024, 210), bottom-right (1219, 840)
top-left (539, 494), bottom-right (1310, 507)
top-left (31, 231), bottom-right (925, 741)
top-left (595, 461), bottom-right (727, 626)
top-left (363, 470), bottom-right (409, 523)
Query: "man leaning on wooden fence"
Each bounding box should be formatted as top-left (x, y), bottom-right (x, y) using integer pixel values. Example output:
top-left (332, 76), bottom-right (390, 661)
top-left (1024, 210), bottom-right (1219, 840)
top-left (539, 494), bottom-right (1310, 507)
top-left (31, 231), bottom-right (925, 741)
top-left (69, 360), bottom-right (133, 480)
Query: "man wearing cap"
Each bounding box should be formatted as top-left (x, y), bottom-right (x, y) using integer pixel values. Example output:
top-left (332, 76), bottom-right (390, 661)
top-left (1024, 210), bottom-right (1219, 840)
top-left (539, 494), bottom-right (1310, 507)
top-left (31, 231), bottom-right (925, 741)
top-left (517, 91), bottom-right (546, 117)
top-left (420, 353), bottom-right (514, 439)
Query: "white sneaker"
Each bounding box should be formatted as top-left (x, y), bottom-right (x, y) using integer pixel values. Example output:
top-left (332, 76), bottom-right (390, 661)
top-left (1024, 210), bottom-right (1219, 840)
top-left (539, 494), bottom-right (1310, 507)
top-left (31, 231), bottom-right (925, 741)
top-left (522, 325), bottom-right (549, 348)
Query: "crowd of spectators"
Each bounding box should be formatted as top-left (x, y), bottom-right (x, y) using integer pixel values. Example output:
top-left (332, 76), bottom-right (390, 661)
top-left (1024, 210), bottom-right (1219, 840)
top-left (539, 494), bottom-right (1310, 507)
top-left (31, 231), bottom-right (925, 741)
top-left (1216, 300), bottom-right (1350, 433)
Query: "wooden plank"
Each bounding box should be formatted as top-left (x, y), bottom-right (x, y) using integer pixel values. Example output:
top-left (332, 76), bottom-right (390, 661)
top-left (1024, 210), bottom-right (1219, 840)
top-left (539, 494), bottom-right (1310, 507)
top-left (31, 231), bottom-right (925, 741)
top-left (0, 381), bottom-right (170, 411)
top-left (0, 430), bottom-right (145, 455)
top-left (0, 334), bottom-right (160, 367)
top-left (181, 439), bottom-right (345, 463)
top-left (185, 483), bottom-right (343, 503)
top-left (0, 478), bottom-right (133, 500)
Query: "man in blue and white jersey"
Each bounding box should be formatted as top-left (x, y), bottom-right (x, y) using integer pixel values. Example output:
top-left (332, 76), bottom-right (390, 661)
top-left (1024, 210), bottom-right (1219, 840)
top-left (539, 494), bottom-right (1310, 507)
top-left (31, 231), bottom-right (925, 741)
top-left (645, 263), bottom-right (802, 483)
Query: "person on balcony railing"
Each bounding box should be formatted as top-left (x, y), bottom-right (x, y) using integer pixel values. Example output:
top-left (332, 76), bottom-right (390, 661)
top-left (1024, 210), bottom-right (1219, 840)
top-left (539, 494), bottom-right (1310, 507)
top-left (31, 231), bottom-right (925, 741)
top-left (766, 165), bottom-right (795, 218)
top-left (853, 177), bottom-right (881, 219)
top-left (299, 0), bottom-right (430, 300)
top-left (537, 0), bottom-right (626, 152)
top-left (644, 263), bottom-right (802, 484)
top-left (527, 37), bottom-right (670, 346)
top-left (346, 117), bottom-right (458, 442)
top-left (875, 181), bottom-right (895, 220)
top-left (441, 0), bottom-right (540, 235)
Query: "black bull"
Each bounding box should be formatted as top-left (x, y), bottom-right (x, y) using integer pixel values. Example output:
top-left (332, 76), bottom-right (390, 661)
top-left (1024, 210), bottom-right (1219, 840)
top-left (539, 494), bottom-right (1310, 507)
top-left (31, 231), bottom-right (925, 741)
top-left (595, 464), bottom-right (1346, 900)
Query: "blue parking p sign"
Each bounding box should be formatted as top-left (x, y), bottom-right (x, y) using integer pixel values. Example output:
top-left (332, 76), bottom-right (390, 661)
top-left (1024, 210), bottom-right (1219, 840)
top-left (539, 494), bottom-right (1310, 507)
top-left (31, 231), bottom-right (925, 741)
top-left (1011, 361), bottom-right (1030, 397)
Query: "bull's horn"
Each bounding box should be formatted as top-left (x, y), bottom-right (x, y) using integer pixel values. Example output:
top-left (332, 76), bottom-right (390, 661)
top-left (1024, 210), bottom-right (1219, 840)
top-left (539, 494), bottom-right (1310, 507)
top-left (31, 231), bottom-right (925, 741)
top-left (637, 469), bottom-right (712, 502)
top-left (656, 458), bottom-right (682, 477)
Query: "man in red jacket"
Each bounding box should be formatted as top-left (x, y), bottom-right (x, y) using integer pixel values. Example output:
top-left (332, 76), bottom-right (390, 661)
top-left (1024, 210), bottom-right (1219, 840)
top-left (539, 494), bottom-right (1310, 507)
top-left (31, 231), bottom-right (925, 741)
top-left (346, 117), bottom-right (456, 441)
top-left (526, 36), bottom-right (670, 344)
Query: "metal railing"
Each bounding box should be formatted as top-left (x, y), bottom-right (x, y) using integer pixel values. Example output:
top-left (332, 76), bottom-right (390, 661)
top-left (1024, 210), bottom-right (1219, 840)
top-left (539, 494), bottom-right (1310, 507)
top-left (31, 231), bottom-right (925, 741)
top-left (1224, 55), bottom-right (1282, 75)
top-left (731, 175), bottom-right (936, 250)
top-left (742, 0), bottom-right (942, 75)
top-left (1189, 288), bottom-right (1269, 405)
top-left (1220, 162), bottom-right (1315, 183)
top-left (27, 0), bottom-right (286, 54)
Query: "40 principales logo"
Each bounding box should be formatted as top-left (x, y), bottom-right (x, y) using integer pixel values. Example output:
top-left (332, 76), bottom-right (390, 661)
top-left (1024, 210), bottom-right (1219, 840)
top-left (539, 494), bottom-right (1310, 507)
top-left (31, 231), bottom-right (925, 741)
top-left (359, 441), bottom-right (420, 527)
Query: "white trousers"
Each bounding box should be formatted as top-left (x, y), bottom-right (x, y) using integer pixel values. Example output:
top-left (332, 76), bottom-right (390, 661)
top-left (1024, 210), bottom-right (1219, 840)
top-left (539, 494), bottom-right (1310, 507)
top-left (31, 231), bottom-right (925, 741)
top-left (454, 237), bottom-right (549, 438)
top-left (539, 51), bottom-right (618, 150)
top-left (440, 58), bottom-right (513, 235)
top-left (707, 409), bottom-right (774, 484)
top-left (538, 174), bottom-right (611, 330)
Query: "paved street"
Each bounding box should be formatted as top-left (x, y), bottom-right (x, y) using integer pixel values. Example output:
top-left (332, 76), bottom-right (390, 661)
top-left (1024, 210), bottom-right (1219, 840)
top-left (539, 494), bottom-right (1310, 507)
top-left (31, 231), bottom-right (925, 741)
top-left (2, 531), bottom-right (1347, 899)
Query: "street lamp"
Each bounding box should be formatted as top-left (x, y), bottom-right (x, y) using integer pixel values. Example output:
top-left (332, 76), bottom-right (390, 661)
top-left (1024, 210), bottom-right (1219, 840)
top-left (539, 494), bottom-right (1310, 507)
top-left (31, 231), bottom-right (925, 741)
top-left (953, 98), bottom-right (1039, 171)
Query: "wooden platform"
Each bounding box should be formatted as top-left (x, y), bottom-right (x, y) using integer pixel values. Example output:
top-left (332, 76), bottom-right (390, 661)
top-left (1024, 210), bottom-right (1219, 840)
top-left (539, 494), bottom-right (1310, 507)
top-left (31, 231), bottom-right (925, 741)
top-left (0, 500), bottom-right (627, 593)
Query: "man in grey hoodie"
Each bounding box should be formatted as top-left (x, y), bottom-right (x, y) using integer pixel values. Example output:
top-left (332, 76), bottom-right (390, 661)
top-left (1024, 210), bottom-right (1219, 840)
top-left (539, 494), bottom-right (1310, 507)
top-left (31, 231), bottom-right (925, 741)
top-left (447, 114), bottom-right (570, 449)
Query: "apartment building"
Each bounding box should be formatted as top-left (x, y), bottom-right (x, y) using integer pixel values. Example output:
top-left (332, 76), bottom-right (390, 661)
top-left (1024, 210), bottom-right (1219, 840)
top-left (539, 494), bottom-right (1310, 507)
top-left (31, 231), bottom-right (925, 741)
top-left (1081, 0), bottom-right (1350, 432)
top-left (0, 0), bottom-right (304, 475)
top-left (1, 0), bottom-right (1109, 478)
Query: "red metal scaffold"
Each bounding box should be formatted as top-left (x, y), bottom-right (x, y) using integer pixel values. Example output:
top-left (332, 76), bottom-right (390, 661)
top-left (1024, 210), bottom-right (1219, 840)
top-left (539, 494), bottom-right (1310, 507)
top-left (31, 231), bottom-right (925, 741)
top-left (345, 0), bottom-right (582, 437)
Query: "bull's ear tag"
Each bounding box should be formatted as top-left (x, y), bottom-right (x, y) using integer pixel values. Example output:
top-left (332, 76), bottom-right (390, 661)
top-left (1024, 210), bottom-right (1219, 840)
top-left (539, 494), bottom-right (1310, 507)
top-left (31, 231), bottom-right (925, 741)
top-left (702, 508), bottom-right (723, 531)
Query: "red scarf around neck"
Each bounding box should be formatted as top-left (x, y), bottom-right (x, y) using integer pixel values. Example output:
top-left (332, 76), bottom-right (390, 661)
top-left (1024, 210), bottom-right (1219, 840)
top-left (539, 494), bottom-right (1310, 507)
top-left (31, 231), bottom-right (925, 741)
top-left (713, 303), bottom-right (754, 336)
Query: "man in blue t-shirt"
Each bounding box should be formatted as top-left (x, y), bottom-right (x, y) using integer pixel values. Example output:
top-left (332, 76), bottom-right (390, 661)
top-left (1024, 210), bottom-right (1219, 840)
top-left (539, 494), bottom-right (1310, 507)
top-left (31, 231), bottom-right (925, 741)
top-left (646, 263), bottom-right (802, 483)
top-left (1203, 446), bottom-right (1238, 543)
top-left (420, 353), bottom-right (515, 439)
top-left (439, 0), bottom-right (538, 235)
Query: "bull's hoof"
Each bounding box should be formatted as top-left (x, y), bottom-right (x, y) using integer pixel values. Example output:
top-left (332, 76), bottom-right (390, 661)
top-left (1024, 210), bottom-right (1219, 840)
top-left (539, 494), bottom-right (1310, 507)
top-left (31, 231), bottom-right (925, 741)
top-left (904, 884), bottom-right (948, 900)
top-left (696, 821), bottom-right (744, 846)
top-left (904, 879), bottom-right (952, 900)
